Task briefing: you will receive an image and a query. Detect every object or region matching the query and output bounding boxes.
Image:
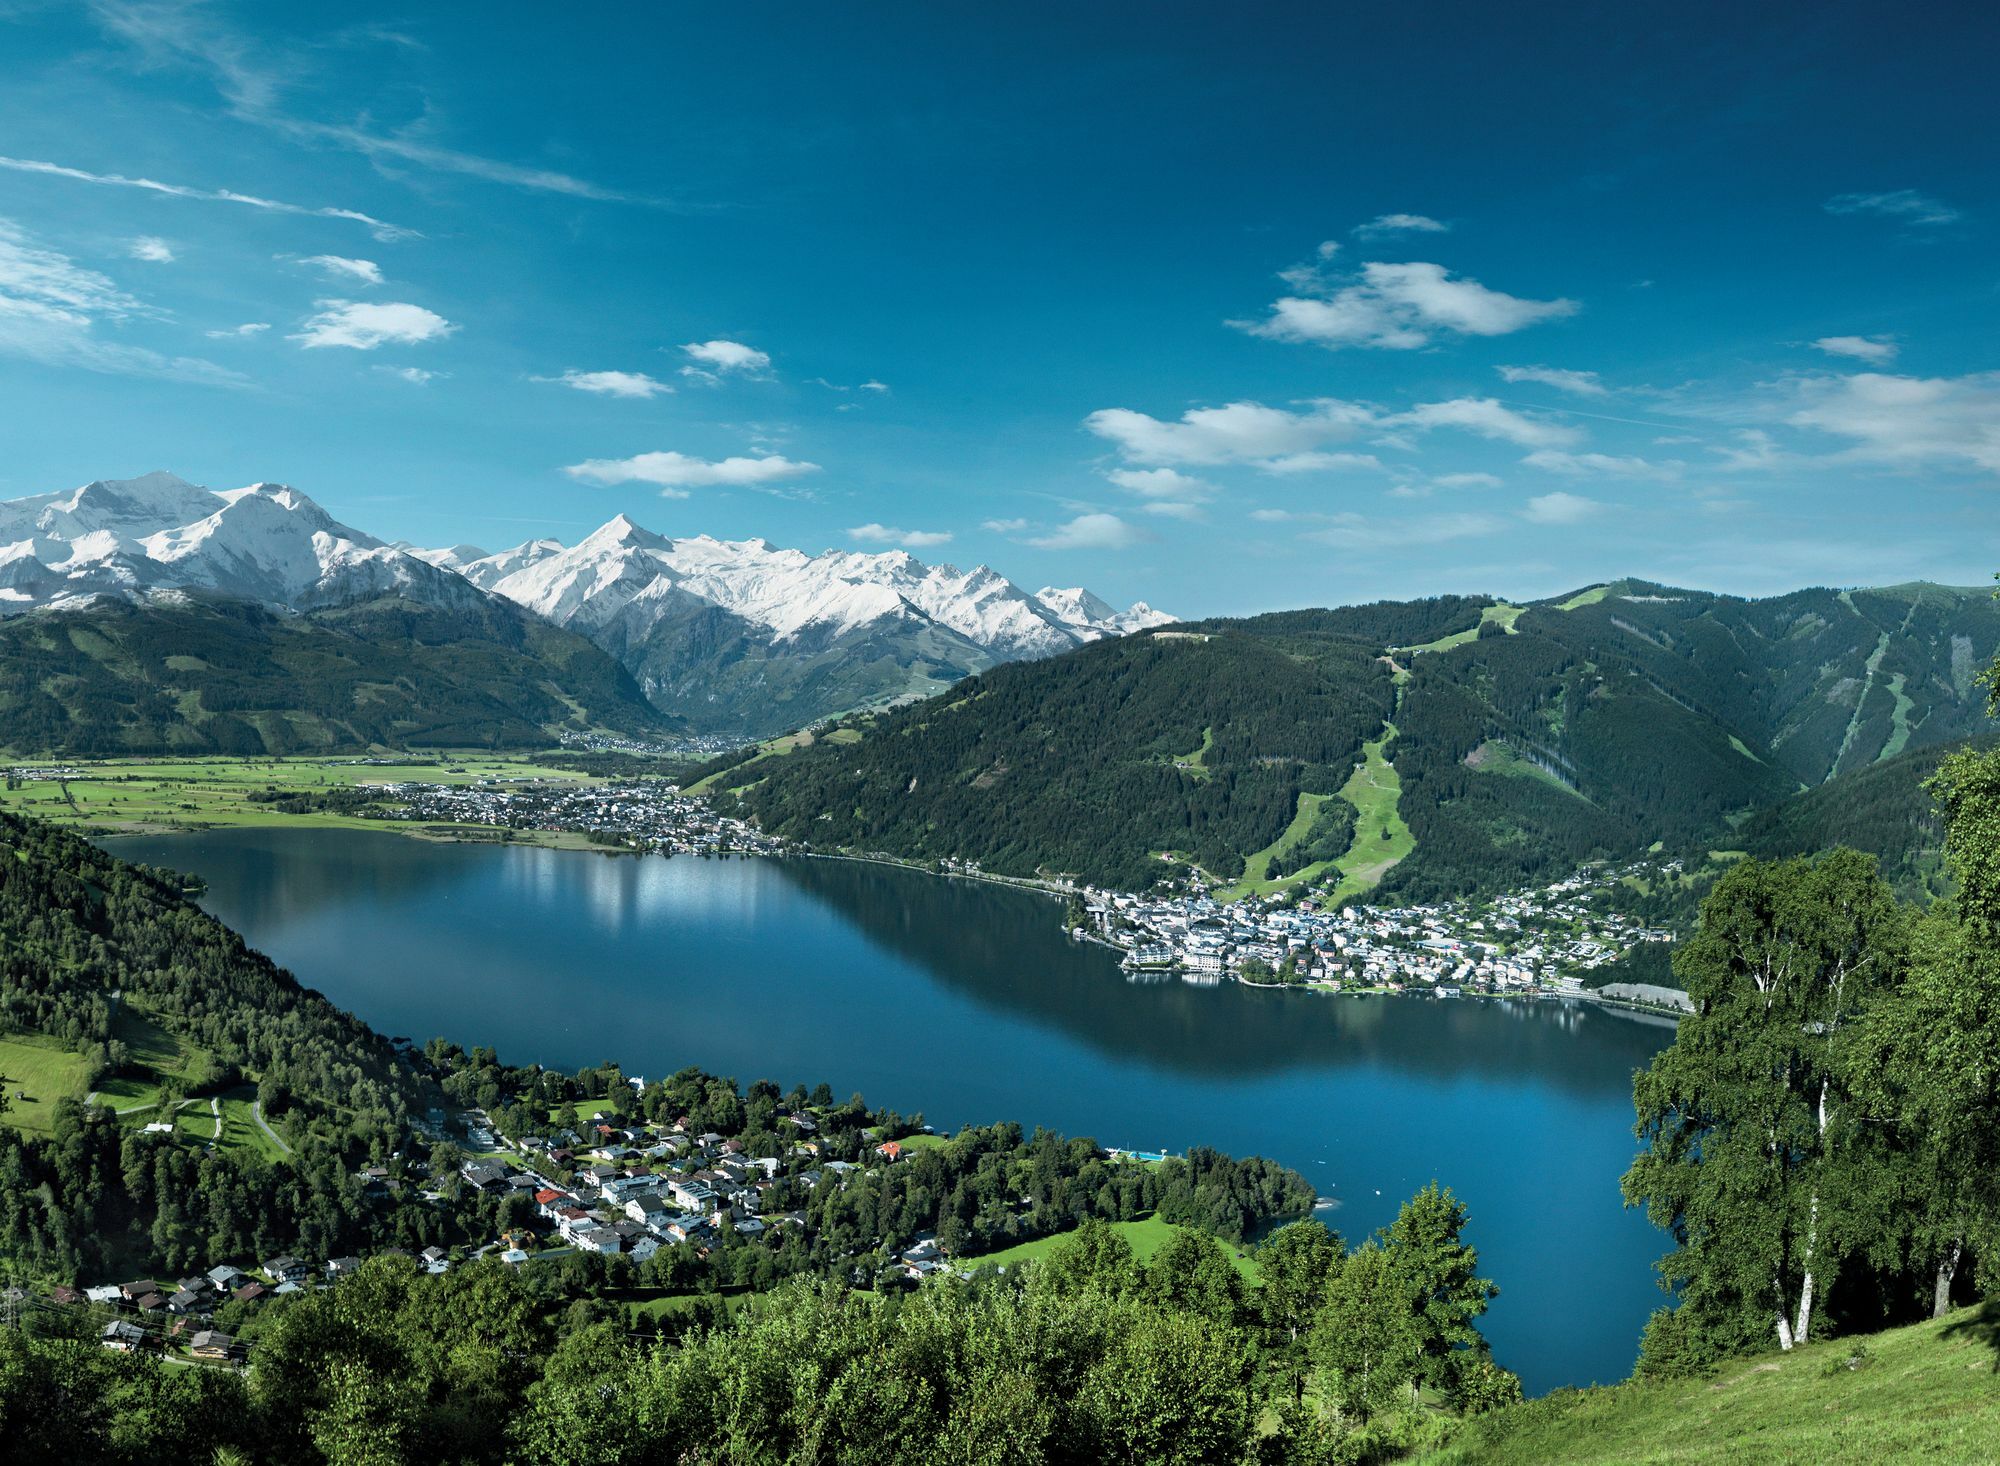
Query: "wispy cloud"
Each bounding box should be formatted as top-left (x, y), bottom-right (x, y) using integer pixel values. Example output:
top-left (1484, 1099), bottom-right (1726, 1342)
top-left (1393, 398), bottom-right (1580, 449)
top-left (374, 364), bottom-right (437, 385)
top-left (1309, 511), bottom-right (1503, 550)
top-left (1811, 334), bottom-right (1898, 365)
top-left (538, 368), bottom-right (673, 399)
top-left (1086, 399), bottom-right (1376, 466)
top-left (86, 2), bottom-right (636, 204)
top-left (0, 219), bottom-right (240, 384)
top-left (1784, 370), bottom-right (2000, 474)
top-left (0, 154), bottom-right (409, 240)
top-left (1497, 364), bottom-right (1607, 397)
top-left (1522, 491), bottom-right (1602, 524)
top-left (1028, 512), bottom-right (1150, 550)
top-left (204, 321), bottom-right (269, 339)
top-left (1353, 213), bottom-right (1450, 236)
top-left (847, 522), bottom-right (952, 549)
top-left (1824, 189), bottom-right (1962, 227)
top-left (128, 236), bottom-right (174, 263)
top-left (292, 299), bottom-right (455, 350)
top-left (680, 339), bottom-right (772, 383)
top-left (1238, 258), bottom-right (1576, 351)
top-left (1522, 449), bottom-right (1678, 478)
top-left (562, 450), bottom-right (820, 496)
top-left (296, 254), bottom-right (382, 284)
top-left (981, 517), bottom-right (1029, 534)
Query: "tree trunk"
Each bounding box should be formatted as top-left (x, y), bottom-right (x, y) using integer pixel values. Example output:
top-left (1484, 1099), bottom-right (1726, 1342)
top-left (1934, 1241), bottom-right (1963, 1319)
top-left (1775, 1277), bottom-right (1796, 1351)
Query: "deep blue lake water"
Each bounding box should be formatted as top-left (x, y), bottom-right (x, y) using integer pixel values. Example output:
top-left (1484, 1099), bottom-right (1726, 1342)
top-left (104, 826), bottom-right (1675, 1394)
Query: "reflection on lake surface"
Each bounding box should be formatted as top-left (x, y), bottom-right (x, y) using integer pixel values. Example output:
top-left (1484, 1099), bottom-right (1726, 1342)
top-left (105, 826), bottom-right (1675, 1394)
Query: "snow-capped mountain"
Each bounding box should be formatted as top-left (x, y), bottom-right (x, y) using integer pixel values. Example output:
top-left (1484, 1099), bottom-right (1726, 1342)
top-left (422, 514), bottom-right (1173, 737)
top-left (0, 473), bottom-right (1174, 739)
top-left (0, 472), bottom-right (480, 615)
top-left (446, 516), bottom-right (1171, 660)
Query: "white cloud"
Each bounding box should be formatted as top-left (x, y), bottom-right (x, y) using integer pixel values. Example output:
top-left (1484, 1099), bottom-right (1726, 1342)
top-left (1497, 363), bottom-right (1607, 396)
top-left (1353, 213), bottom-right (1450, 236)
top-left (1086, 398), bottom-right (1376, 465)
top-left (847, 522), bottom-right (952, 549)
top-left (541, 368), bottom-right (673, 399)
top-left (375, 365), bottom-right (436, 385)
top-left (680, 339), bottom-right (772, 381)
top-left (1433, 472), bottom-right (1504, 489)
top-left (1812, 334), bottom-right (1898, 365)
top-left (860, 379), bottom-right (889, 392)
top-left (1310, 512), bottom-right (1503, 549)
top-left (563, 450), bottom-right (820, 495)
top-left (0, 154), bottom-right (408, 239)
top-left (1824, 190), bottom-right (1961, 227)
top-left (1784, 371), bottom-right (2000, 474)
top-left (297, 254), bottom-right (383, 285)
top-left (1240, 259), bottom-right (1576, 351)
top-left (1393, 397), bottom-right (1580, 449)
top-left (1522, 449), bottom-right (1677, 478)
top-left (1522, 491), bottom-right (1602, 524)
top-left (205, 321), bottom-right (269, 339)
top-left (128, 236), bottom-right (174, 263)
top-left (0, 219), bottom-right (238, 384)
top-left (1258, 451), bottom-right (1384, 475)
top-left (1029, 513), bottom-right (1149, 550)
top-left (981, 517), bottom-right (1030, 533)
top-left (292, 299), bottom-right (454, 350)
top-left (1105, 467), bottom-right (1215, 501)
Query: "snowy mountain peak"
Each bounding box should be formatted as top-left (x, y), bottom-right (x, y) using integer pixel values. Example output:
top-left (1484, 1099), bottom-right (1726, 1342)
top-left (424, 513), bottom-right (1172, 664)
top-left (0, 472), bottom-right (469, 617)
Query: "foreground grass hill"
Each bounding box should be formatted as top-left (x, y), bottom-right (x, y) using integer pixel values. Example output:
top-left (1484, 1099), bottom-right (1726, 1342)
top-left (711, 579), bottom-right (2000, 898)
top-left (0, 593), bottom-right (679, 756)
top-left (1423, 1305), bottom-right (2000, 1464)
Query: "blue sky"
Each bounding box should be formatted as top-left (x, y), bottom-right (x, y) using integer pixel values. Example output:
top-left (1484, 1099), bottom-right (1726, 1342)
top-left (1, 1), bottom-right (1996, 615)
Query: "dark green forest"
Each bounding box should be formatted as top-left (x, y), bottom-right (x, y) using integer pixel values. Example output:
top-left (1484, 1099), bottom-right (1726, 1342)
top-left (0, 594), bottom-right (676, 756)
top-left (710, 579), bottom-right (2000, 899)
top-left (721, 626), bottom-right (1396, 890)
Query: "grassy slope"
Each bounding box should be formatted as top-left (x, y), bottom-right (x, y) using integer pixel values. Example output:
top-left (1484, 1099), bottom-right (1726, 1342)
top-left (0, 1035), bottom-right (90, 1134)
top-left (1396, 604), bottom-right (1526, 656)
top-left (965, 1214), bottom-right (1262, 1282)
top-left (1327, 725), bottom-right (1415, 904)
top-left (1420, 1307), bottom-right (2000, 1465)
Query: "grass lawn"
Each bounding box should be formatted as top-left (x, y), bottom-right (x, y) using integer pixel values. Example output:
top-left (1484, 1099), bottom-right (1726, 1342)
top-left (1417, 1305), bottom-right (2000, 1465)
top-left (0, 1034), bottom-right (90, 1134)
top-left (896, 1132), bottom-right (952, 1152)
top-left (0, 753), bottom-right (595, 836)
top-left (964, 1215), bottom-right (1262, 1283)
top-left (215, 1091), bottom-right (288, 1162)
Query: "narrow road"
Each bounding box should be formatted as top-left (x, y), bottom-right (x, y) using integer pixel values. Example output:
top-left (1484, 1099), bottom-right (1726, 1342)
top-left (208, 1095), bottom-right (221, 1139)
top-left (251, 1098), bottom-right (294, 1158)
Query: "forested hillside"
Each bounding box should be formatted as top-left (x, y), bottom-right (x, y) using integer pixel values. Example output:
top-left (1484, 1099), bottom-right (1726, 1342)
top-left (714, 579), bottom-right (2000, 899)
top-left (0, 811), bottom-right (435, 1277)
top-left (720, 625), bottom-right (1396, 889)
top-left (0, 594), bottom-right (677, 756)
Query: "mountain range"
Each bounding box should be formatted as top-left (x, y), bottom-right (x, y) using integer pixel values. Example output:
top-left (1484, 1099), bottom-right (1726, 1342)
top-left (707, 580), bottom-right (2000, 899)
top-left (0, 472), bottom-right (1168, 750)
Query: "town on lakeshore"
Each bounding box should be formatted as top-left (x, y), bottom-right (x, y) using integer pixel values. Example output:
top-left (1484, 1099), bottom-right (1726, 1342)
top-left (4, 757), bottom-right (1688, 1011)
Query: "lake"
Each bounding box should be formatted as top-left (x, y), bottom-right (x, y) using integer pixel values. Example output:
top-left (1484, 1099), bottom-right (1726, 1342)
top-left (103, 826), bottom-right (1676, 1393)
